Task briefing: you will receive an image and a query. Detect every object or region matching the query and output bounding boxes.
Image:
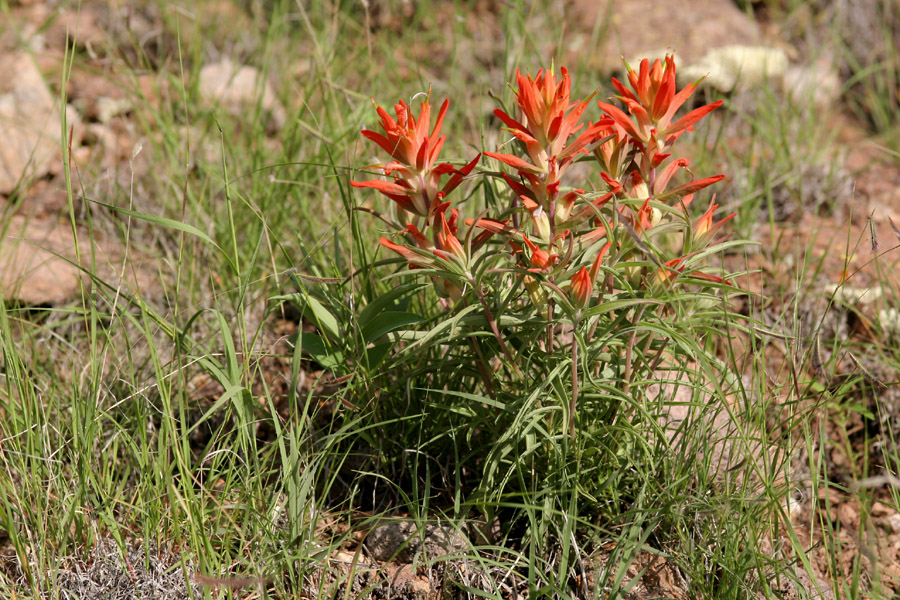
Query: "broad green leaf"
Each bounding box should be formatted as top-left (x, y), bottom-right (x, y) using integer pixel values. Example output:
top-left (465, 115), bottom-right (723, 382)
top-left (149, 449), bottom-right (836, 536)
top-left (300, 333), bottom-right (344, 370)
top-left (360, 311), bottom-right (423, 343)
top-left (275, 293), bottom-right (342, 341)
top-left (362, 342), bottom-right (392, 370)
top-left (358, 283), bottom-right (427, 328)
top-left (305, 296), bottom-right (341, 340)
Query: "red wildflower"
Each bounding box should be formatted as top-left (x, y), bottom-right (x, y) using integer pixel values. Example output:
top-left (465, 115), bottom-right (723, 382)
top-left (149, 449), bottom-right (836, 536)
top-left (352, 95), bottom-right (479, 225)
top-left (598, 56), bottom-right (723, 149)
top-left (489, 66), bottom-right (612, 173)
top-left (521, 235), bottom-right (557, 272)
top-left (436, 209), bottom-right (466, 261)
top-left (692, 200), bottom-right (737, 243)
top-left (569, 241), bottom-right (613, 309)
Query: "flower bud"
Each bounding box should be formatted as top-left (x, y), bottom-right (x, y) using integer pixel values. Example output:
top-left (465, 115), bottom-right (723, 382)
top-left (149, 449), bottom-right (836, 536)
top-left (633, 180), bottom-right (650, 200)
top-left (649, 206), bottom-right (662, 228)
top-left (438, 210), bottom-right (466, 261)
top-left (532, 206), bottom-right (551, 242)
top-left (432, 276), bottom-right (463, 302)
top-left (569, 267), bottom-right (592, 309)
top-left (554, 190), bottom-right (582, 224)
top-left (522, 236), bottom-right (554, 271)
top-left (523, 275), bottom-right (547, 307)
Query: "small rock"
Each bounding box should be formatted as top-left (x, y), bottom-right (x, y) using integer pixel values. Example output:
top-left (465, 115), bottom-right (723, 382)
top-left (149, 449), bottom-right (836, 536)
top-left (573, 0), bottom-right (762, 72)
top-left (9, 177), bottom-right (73, 218)
top-left (883, 561), bottom-right (900, 590)
top-left (198, 60), bottom-right (285, 130)
top-left (783, 57), bottom-right (841, 109)
top-left (872, 501), bottom-right (895, 518)
top-left (0, 52), bottom-right (75, 194)
top-left (0, 216), bottom-right (84, 305)
top-left (95, 97), bottom-right (133, 124)
top-left (877, 308), bottom-right (900, 340)
top-left (383, 564), bottom-right (434, 598)
top-left (70, 72), bottom-right (166, 122)
top-left (787, 565), bottom-right (836, 600)
top-left (366, 520), bottom-right (468, 563)
top-left (888, 513), bottom-right (900, 535)
top-left (0, 214), bottom-right (162, 305)
top-left (46, 6), bottom-right (106, 50)
top-left (680, 45), bottom-right (788, 91)
top-left (823, 283), bottom-right (883, 305)
top-left (331, 550), bottom-right (363, 565)
top-left (838, 501), bottom-right (861, 531)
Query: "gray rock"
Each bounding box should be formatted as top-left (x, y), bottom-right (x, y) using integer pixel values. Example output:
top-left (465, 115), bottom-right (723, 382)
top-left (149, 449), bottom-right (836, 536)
top-left (198, 60), bottom-right (285, 130)
top-left (783, 57), bottom-right (841, 110)
top-left (366, 520), bottom-right (468, 563)
top-left (572, 0), bottom-right (762, 72)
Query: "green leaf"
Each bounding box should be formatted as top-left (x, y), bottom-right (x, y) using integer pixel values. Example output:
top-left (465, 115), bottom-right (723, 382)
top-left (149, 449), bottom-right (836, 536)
top-left (357, 283), bottom-right (427, 328)
top-left (186, 384), bottom-right (249, 435)
top-left (360, 311), bottom-right (423, 343)
top-left (581, 297), bottom-right (662, 319)
top-left (405, 304), bottom-right (480, 351)
top-left (300, 333), bottom-right (344, 370)
top-left (305, 295), bottom-right (341, 340)
top-left (216, 310), bottom-right (241, 386)
top-left (846, 402), bottom-right (875, 420)
top-left (275, 293), bottom-right (342, 341)
top-left (420, 388), bottom-right (509, 411)
top-left (85, 197), bottom-right (220, 250)
top-left (362, 342), bottom-right (392, 370)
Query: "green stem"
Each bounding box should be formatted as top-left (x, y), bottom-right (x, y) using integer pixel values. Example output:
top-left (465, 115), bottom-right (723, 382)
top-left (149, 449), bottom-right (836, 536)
top-left (470, 277), bottom-right (523, 380)
top-left (623, 305), bottom-right (647, 397)
top-left (469, 335), bottom-right (496, 399)
top-left (460, 297), bottom-right (496, 398)
top-left (569, 316), bottom-right (579, 441)
top-left (547, 299), bottom-right (554, 353)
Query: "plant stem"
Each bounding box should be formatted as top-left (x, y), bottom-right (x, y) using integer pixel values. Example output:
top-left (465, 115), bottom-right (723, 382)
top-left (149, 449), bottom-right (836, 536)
top-left (470, 276), bottom-right (523, 380)
top-left (569, 319), bottom-right (579, 441)
top-left (547, 299), bottom-right (554, 353)
top-left (649, 337), bottom-right (670, 373)
top-left (461, 297), bottom-right (496, 398)
top-left (469, 336), bottom-right (496, 399)
top-left (623, 305), bottom-right (646, 397)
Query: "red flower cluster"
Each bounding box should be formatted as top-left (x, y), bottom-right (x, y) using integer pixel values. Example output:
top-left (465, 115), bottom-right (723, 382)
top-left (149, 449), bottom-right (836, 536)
top-left (484, 67), bottom-right (614, 243)
top-left (351, 96), bottom-right (479, 228)
top-left (351, 94), bottom-right (488, 300)
top-left (352, 55), bottom-right (735, 310)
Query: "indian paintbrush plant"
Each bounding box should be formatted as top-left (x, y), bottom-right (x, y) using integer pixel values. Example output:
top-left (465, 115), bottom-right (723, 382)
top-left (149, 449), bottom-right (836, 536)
top-left (339, 56), bottom-right (740, 516)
